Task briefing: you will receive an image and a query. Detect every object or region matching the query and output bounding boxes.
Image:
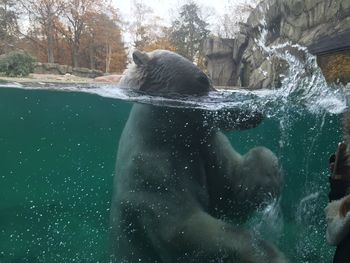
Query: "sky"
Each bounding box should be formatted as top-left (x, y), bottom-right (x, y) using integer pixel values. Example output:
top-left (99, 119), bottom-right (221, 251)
top-left (112, 0), bottom-right (229, 21)
top-left (110, 0), bottom-right (255, 46)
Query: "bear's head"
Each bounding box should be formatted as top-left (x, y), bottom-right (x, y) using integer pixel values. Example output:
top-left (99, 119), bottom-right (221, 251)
top-left (119, 49), bottom-right (214, 95)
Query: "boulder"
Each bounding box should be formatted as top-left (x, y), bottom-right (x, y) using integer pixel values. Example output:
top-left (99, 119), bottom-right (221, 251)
top-left (72, 67), bottom-right (103, 78)
top-left (33, 62), bottom-right (103, 78)
top-left (341, 0), bottom-right (350, 10)
top-left (204, 0), bottom-right (350, 88)
top-left (203, 38), bottom-right (237, 86)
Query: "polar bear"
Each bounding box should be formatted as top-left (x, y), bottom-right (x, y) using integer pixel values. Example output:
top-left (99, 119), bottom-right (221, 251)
top-left (109, 50), bottom-right (286, 262)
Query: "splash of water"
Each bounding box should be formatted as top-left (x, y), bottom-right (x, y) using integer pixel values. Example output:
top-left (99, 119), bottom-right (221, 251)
top-left (242, 19), bottom-right (348, 259)
top-left (250, 198), bottom-right (284, 242)
top-left (254, 21), bottom-right (347, 115)
top-left (2, 76), bottom-right (345, 118)
top-left (1, 28), bottom-right (346, 116)
top-left (2, 83), bottom-right (260, 111)
top-left (296, 192), bottom-right (321, 223)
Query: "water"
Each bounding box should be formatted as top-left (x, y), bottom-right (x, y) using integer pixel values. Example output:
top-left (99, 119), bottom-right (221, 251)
top-left (0, 45), bottom-right (349, 262)
top-left (0, 83), bottom-right (346, 262)
top-left (0, 89), bottom-right (130, 262)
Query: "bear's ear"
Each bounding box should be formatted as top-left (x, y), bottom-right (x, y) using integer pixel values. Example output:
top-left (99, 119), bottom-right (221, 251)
top-left (132, 50), bottom-right (149, 66)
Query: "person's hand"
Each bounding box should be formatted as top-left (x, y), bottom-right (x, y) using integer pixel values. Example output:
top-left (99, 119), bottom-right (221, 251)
top-left (340, 194), bottom-right (350, 217)
top-left (330, 143), bottom-right (350, 180)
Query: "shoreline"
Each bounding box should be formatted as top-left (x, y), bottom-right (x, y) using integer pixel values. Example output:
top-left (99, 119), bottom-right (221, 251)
top-left (0, 73), bottom-right (115, 86)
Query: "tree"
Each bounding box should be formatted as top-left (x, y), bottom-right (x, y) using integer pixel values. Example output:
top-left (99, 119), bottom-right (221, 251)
top-left (169, 2), bottom-right (209, 62)
top-left (143, 36), bottom-right (176, 52)
top-left (17, 26), bottom-right (47, 62)
top-left (0, 0), bottom-right (19, 54)
top-left (19, 0), bottom-right (65, 63)
top-left (1, 0), bottom-right (127, 73)
top-left (126, 1), bottom-right (176, 53)
top-left (129, 0), bottom-right (154, 50)
top-left (58, 0), bottom-right (101, 68)
top-left (82, 7), bottom-right (126, 73)
top-left (142, 25), bottom-right (176, 52)
top-left (214, 0), bottom-right (261, 38)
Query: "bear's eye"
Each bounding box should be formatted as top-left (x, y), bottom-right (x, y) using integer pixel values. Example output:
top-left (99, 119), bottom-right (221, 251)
top-left (197, 74), bottom-right (209, 85)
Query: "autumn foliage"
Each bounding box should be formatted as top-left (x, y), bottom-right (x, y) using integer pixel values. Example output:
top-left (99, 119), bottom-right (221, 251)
top-left (6, 0), bottom-right (127, 73)
top-left (1, 0), bottom-right (217, 74)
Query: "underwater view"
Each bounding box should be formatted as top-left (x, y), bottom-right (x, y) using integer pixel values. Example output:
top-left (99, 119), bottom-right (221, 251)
top-left (1, 0), bottom-right (350, 261)
top-left (0, 47), bottom-right (349, 263)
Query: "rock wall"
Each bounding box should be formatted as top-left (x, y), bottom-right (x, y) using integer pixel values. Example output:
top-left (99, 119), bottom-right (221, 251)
top-left (204, 0), bottom-right (350, 89)
top-left (203, 36), bottom-right (248, 86)
top-left (33, 62), bottom-right (103, 79)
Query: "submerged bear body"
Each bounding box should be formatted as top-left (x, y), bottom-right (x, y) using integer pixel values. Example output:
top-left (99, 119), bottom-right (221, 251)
top-left (110, 50), bottom-right (286, 262)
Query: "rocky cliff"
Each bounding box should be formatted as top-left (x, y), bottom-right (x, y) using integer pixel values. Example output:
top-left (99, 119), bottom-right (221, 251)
top-left (204, 0), bottom-right (350, 89)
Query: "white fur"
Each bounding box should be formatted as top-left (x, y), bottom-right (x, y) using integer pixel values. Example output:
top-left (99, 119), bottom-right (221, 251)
top-left (118, 62), bottom-right (145, 90)
top-left (325, 194), bottom-right (350, 245)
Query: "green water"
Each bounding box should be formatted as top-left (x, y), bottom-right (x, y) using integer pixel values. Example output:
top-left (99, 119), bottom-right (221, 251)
top-left (0, 87), bottom-right (342, 262)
